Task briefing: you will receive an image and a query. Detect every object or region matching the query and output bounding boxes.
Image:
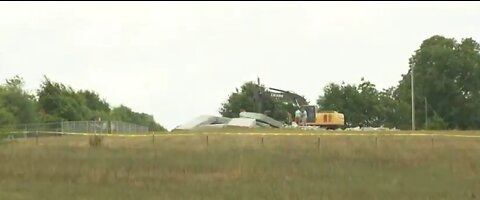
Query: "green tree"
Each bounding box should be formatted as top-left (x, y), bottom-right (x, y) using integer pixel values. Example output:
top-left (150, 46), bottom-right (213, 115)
top-left (0, 75), bottom-right (38, 126)
top-left (426, 113), bottom-right (447, 130)
top-left (318, 82), bottom-right (359, 127)
top-left (219, 81), bottom-right (295, 123)
top-left (377, 87), bottom-right (410, 129)
top-left (220, 82), bottom-right (262, 117)
top-left (77, 90), bottom-right (111, 121)
top-left (317, 78), bottom-right (406, 128)
top-left (111, 105), bottom-right (166, 131)
top-left (37, 76), bottom-right (89, 122)
top-left (396, 35), bottom-right (480, 130)
top-left (0, 75), bottom-right (166, 132)
top-left (111, 105), bottom-right (136, 122)
top-left (357, 79), bottom-right (382, 127)
top-left (0, 107), bottom-right (16, 126)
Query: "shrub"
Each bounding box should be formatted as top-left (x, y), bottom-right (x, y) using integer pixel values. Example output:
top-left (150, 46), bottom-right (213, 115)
top-left (89, 135), bottom-right (104, 147)
top-left (0, 125), bottom-right (14, 143)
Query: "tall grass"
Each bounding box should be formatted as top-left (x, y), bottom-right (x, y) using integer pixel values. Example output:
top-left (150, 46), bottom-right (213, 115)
top-left (0, 133), bottom-right (479, 199)
top-left (88, 135), bottom-right (104, 147)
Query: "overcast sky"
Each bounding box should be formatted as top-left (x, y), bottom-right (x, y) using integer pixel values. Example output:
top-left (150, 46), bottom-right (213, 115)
top-left (1, 1), bottom-right (479, 130)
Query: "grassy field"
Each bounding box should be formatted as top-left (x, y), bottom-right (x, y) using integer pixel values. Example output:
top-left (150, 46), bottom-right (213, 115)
top-left (1, 131), bottom-right (480, 199)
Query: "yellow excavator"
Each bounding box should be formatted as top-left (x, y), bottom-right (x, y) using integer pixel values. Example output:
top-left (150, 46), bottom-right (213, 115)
top-left (267, 87), bottom-right (345, 130)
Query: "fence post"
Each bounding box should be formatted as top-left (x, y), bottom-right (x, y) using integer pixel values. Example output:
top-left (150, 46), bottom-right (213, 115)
top-left (35, 131), bottom-right (38, 145)
top-left (61, 120), bottom-right (64, 136)
top-left (375, 135), bottom-right (378, 149)
top-left (24, 124), bottom-right (27, 139)
top-left (206, 135), bottom-right (209, 147)
top-left (152, 132), bottom-right (155, 145)
top-left (261, 136), bottom-right (264, 146)
top-left (431, 135), bottom-right (434, 148)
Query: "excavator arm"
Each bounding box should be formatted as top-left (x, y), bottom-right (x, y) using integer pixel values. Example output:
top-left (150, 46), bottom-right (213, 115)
top-left (267, 87), bottom-right (309, 108)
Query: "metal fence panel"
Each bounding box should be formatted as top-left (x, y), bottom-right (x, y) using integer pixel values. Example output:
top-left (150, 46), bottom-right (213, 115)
top-left (6, 120), bottom-right (149, 135)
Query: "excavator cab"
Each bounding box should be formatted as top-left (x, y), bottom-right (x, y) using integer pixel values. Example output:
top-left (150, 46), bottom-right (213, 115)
top-left (303, 105), bottom-right (317, 123)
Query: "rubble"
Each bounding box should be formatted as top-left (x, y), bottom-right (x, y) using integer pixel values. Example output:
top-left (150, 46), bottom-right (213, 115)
top-left (173, 112), bottom-right (398, 132)
top-left (196, 124), bottom-right (229, 129)
top-left (239, 112), bottom-right (284, 128)
top-left (174, 115), bottom-right (231, 130)
top-left (173, 112), bottom-right (283, 131)
top-left (344, 126), bottom-right (397, 131)
top-left (227, 118), bottom-right (257, 128)
top-left (256, 121), bottom-right (273, 128)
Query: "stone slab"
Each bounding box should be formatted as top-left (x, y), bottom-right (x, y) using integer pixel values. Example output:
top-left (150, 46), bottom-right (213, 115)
top-left (196, 124), bottom-right (229, 129)
top-left (256, 121), bottom-right (272, 128)
top-left (175, 115), bottom-right (231, 130)
top-left (239, 112), bottom-right (284, 128)
top-left (227, 118), bottom-right (256, 128)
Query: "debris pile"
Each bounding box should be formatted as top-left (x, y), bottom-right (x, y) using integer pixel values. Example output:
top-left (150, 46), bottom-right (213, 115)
top-left (173, 112), bottom-right (398, 131)
top-left (173, 112), bottom-right (285, 131)
top-left (239, 112), bottom-right (284, 128)
top-left (344, 126), bottom-right (397, 131)
top-left (174, 115), bottom-right (231, 130)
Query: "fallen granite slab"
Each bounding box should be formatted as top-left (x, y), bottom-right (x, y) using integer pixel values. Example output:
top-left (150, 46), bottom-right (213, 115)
top-left (196, 124), bottom-right (229, 130)
top-left (175, 115), bottom-right (231, 130)
top-left (227, 118), bottom-right (256, 128)
top-left (212, 117), bottom-right (232, 125)
top-left (239, 112), bottom-right (284, 128)
top-left (256, 121), bottom-right (272, 128)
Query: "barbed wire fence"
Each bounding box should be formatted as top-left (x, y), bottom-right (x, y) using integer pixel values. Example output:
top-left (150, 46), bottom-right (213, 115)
top-left (2, 121), bottom-right (149, 139)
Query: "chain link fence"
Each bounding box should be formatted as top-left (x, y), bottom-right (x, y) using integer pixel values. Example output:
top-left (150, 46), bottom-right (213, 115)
top-left (3, 121), bottom-right (149, 138)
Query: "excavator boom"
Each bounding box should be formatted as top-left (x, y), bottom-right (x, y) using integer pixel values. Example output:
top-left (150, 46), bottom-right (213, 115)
top-left (267, 87), bottom-right (309, 108)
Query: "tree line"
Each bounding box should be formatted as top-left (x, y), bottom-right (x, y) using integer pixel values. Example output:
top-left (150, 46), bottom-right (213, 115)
top-left (220, 35), bottom-right (480, 130)
top-left (0, 75), bottom-right (166, 131)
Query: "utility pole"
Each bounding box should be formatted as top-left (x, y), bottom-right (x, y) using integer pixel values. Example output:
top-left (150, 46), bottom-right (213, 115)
top-left (255, 77), bottom-right (262, 113)
top-left (411, 67), bottom-right (415, 131)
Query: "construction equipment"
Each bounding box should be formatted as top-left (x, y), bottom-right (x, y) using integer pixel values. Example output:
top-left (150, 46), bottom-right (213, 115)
top-left (268, 87), bottom-right (308, 108)
top-left (301, 105), bottom-right (345, 130)
top-left (262, 85), bottom-right (345, 129)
